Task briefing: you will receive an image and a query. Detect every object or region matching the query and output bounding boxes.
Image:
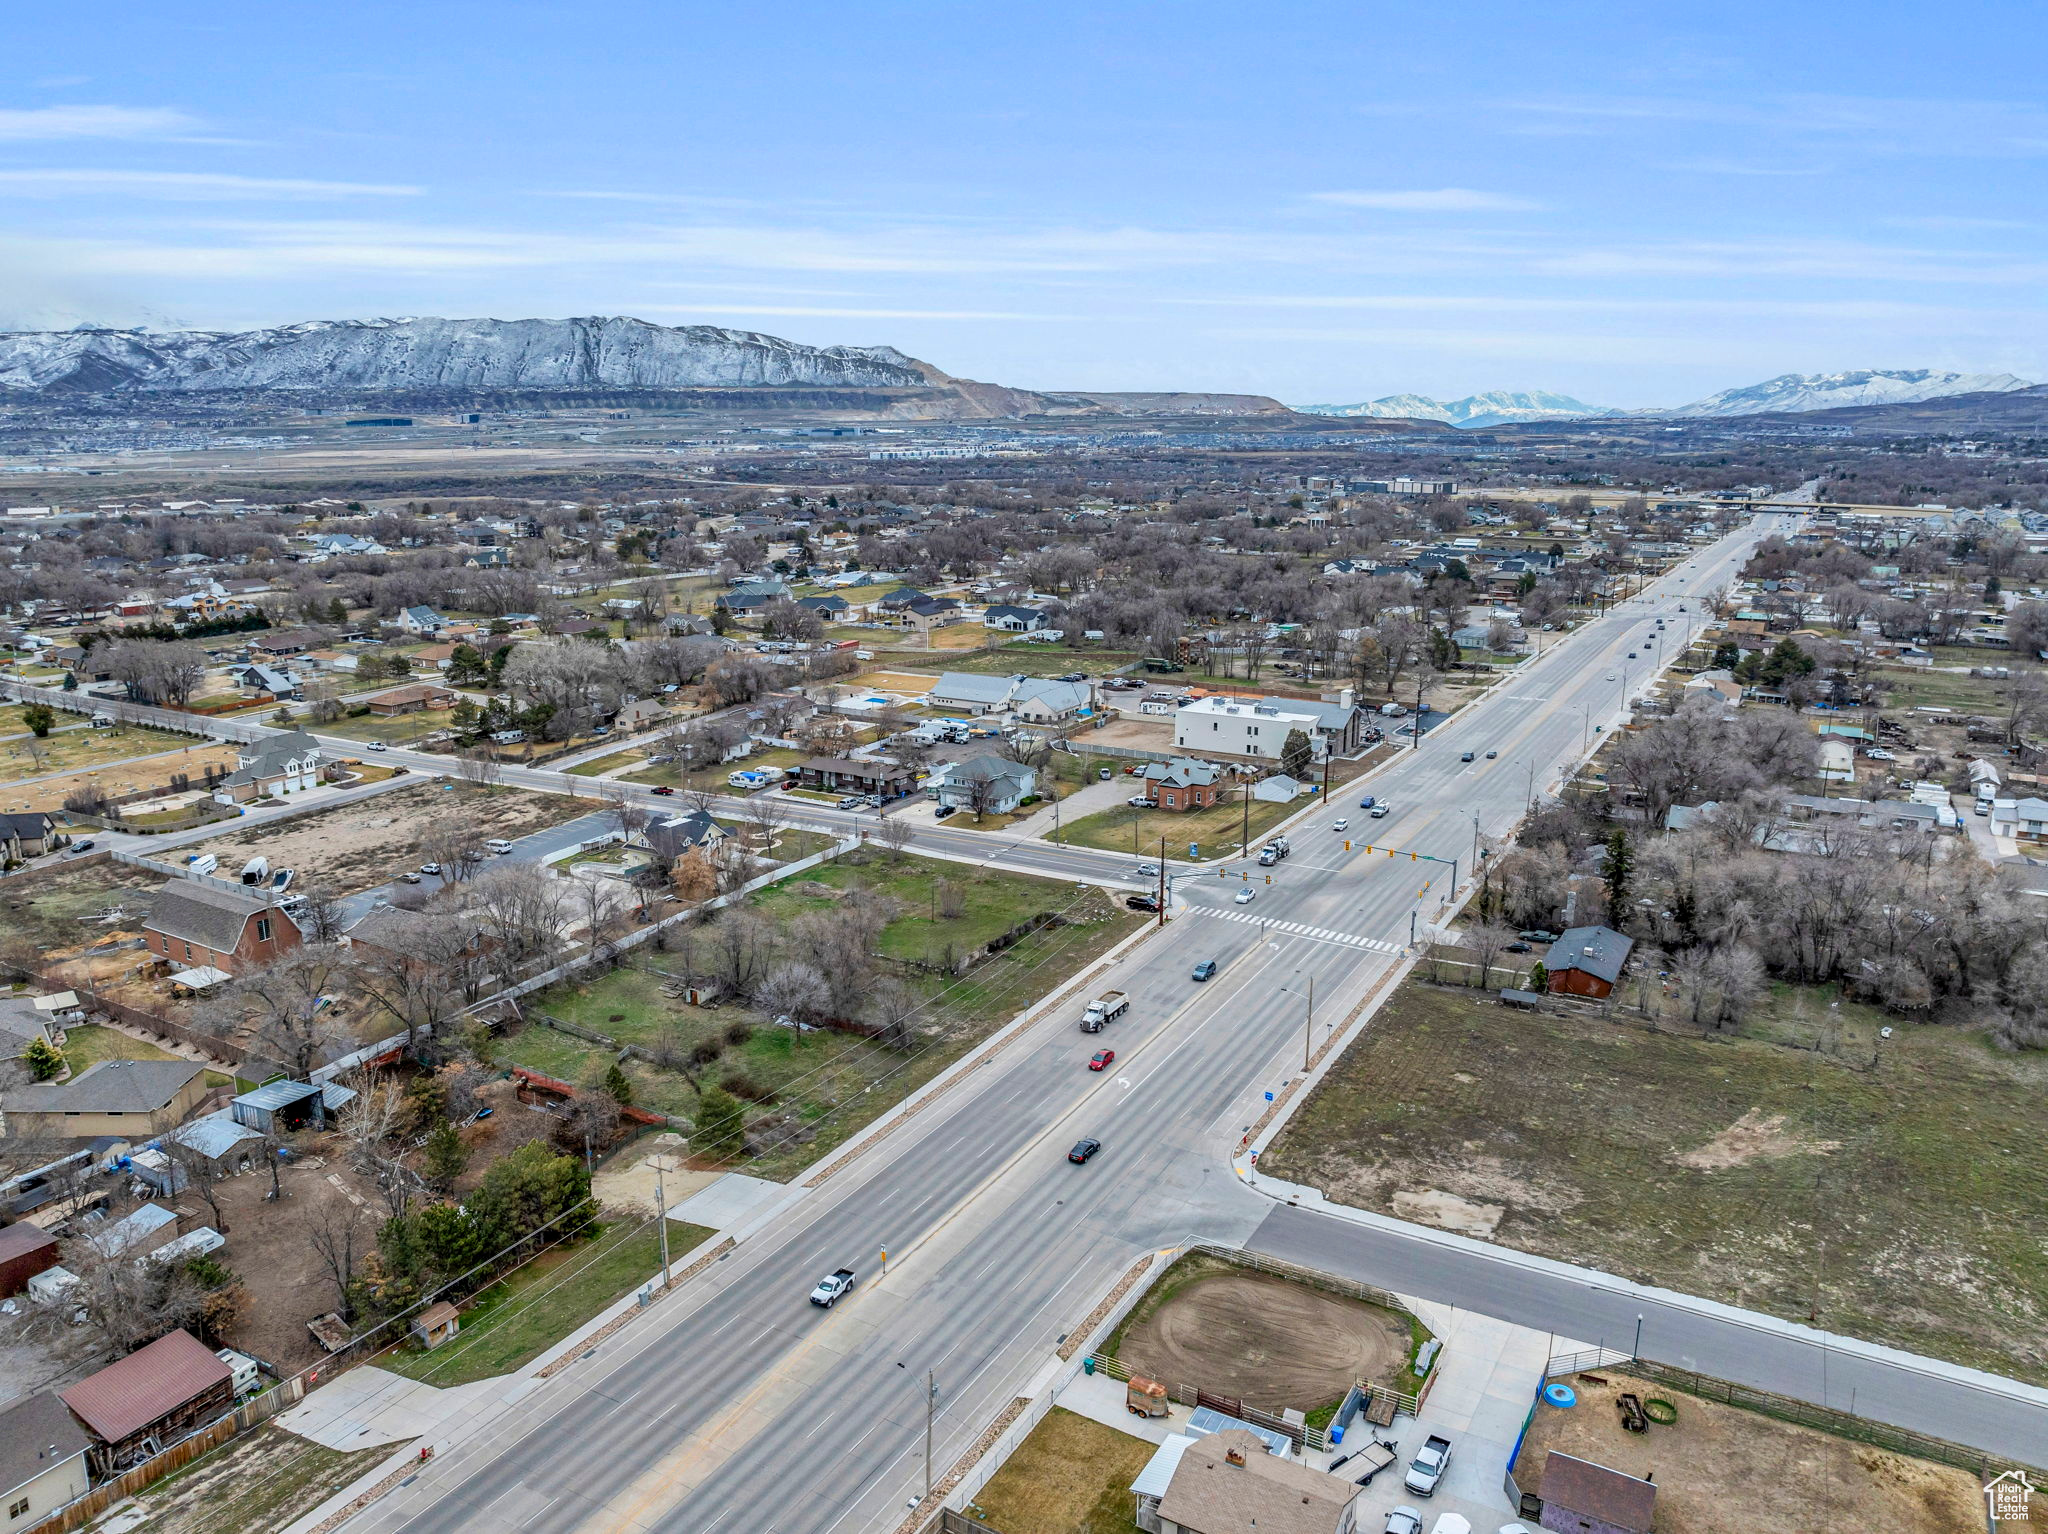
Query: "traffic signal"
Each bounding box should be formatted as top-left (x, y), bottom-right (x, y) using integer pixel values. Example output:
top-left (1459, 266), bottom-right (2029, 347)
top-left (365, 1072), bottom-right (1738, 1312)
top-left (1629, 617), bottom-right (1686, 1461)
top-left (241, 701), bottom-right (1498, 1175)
top-left (1343, 840), bottom-right (1351, 850)
top-left (1264, 874), bottom-right (1273, 885)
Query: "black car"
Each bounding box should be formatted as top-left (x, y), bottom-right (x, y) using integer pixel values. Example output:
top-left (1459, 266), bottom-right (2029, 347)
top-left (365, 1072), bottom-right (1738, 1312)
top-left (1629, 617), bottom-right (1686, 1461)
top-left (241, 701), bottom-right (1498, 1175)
top-left (1192, 959), bottom-right (1219, 981)
top-left (1068, 1137), bottom-right (1102, 1164)
top-left (934, 805), bottom-right (957, 820)
top-left (1056, 672), bottom-right (1087, 683)
top-left (1504, 940), bottom-right (1532, 953)
top-left (1519, 929), bottom-right (1560, 943)
top-left (1125, 893), bottom-right (1162, 912)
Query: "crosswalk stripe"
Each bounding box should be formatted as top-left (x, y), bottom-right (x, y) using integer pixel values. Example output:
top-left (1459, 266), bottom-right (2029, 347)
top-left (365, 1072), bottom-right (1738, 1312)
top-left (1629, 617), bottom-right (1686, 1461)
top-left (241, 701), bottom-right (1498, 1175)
top-left (1186, 905), bottom-right (1397, 954)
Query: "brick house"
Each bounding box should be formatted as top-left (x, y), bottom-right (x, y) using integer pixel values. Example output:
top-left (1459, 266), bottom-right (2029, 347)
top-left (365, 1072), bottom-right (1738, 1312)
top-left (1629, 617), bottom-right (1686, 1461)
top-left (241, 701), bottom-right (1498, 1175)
top-left (1544, 925), bottom-right (1634, 1000)
top-left (142, 881), bottom-right (301, 976)
top-left (796, 757), bottom-right (914, 797)
top-left (1140, 758), bottom-right (1225, 811)
top-left (364, 682), bottom-right (457, 716)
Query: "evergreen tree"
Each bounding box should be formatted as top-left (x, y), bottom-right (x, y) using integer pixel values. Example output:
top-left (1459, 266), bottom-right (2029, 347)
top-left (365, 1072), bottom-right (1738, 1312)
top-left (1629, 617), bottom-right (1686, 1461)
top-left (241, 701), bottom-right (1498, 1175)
top-left (1279, 728), bottom-right (1314, 781)
top-left (602, 1062), bottom-right (634, 1106)
top-left (60, 671), bottom-right (77, 692)
top-left (23, 1037), bottom-right (64, 1081)
top-left (21, 704), bottom-right (55, 738)
top-left (1601, 828), bottom-right (1633, 922)
top-left (694, 1084), bottom-right (746, 1159)
top-left (328, 597), bottom-right (348, 623)
top-left (423, 1121), bottom-right (468, 1189)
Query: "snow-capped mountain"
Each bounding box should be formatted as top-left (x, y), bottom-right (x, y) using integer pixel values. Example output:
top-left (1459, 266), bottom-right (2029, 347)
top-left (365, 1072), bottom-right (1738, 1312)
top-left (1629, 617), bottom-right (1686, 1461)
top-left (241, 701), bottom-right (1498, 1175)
top-left (1654, 369), bottom-right (2034, 418)
top-left (0, 316), bottom-right (938, 393)
top-left (1298, 390), bottom-right (1615, 429)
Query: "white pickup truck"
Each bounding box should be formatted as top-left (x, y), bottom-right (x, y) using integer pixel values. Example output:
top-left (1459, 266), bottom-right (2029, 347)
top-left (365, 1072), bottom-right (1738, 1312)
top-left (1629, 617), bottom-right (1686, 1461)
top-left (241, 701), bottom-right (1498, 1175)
top-left (1080, 991), bottom-right (1130, 1033)
top-left (809, 1268), bottom-right (857, 1307)
top-left (1403, 1434), bottom-right (1453, 1497)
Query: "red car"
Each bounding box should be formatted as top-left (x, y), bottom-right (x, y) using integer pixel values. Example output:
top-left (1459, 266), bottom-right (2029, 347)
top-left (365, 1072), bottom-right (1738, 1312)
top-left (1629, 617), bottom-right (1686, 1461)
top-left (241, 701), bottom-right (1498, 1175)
top-left (649, 785), bottom-right (675, 796)
top-left (1088, 1049), bottom-right (1115, 1071)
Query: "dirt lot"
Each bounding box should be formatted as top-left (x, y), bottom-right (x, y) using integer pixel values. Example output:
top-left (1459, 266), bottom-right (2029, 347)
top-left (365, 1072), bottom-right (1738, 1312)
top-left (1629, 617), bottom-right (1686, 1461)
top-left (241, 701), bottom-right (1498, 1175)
top-left (1520, 1371), bottom-right (2024, 1534)
top-left (184, 782), bottom-right (586, 894)
top-left (0, 737), bottom-right (239, 814)
top-left (1113, 1254), bottom-right (1413, 1412)
top-left (0, 853), bottom-right (167, 949)
top-left (183, 1148), bottom-right (388, 1376)
top-left (104, 1421), bottom-right (397, 1534)
top-left (971, 1407), bottom-right (1149, 1534)
top-left (1262, 975), bottom-right (2048, 1385)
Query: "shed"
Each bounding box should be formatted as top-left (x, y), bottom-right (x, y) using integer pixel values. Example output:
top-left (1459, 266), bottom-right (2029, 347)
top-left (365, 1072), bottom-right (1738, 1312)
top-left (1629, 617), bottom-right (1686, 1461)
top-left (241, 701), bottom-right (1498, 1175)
top-left (1535, 1451), bottom-right (1656, 1534)
top-left (230, 1079), bottom-right (328, 1135)
top-left (60, 1329), bottom-right (235, 1465)
top-left (411, 1301), bottom-right (461, 1350)
top-left (0, 1220), bottom-right (62, 1297)
top-left (1252, 774), bottom-right (1304, 803)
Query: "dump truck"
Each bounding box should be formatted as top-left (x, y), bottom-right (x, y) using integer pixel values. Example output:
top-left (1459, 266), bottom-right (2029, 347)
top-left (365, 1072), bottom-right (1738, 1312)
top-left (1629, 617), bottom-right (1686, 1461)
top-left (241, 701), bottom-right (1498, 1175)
top-left (1080, 991), bottom-right (1129, 1033)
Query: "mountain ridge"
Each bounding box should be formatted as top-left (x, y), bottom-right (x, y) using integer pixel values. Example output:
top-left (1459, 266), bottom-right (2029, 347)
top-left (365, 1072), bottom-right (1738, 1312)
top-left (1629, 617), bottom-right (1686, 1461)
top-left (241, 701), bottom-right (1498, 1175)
top-left (1299, 389), bottom-right (1612, 429)
top-left (1651, 368), bottom-right (2034, 419)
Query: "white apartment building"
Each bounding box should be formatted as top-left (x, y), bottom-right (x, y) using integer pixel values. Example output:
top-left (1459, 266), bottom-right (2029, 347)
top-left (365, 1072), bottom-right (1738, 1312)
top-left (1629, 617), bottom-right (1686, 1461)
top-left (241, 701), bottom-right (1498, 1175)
top-left (1171, 696), bottom-right (1326, 760)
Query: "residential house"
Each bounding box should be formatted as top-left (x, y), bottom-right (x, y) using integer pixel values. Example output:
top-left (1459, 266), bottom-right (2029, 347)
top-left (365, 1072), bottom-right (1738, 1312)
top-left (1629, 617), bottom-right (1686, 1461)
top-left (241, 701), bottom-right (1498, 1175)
top-left (1990, 796), bottom-right (2048, 843)
top-left (983, 604), bottom-right (1049, 632)
top-left (364, 682), bottom-right (457, 716)
top-left (1172, 697), bottom-right (1327, 762)
top-left (141, 881), bottom-right (301, 977)
top-left (612, 697), bottom-right (670, 733)
top-left (60, 1330), bottom-right (236, 1470)
top-left (0, 995), bottom-right (62, 1077)
top-left (1261, 692), bottom-right (1363, 755)
top-left (248, 629), bottom-right (322, 658)
top-left (796, 594), bottom-right (850, 619)
top-left (1, 1059), bottom-right (208, 1140)
top-left (641, 809), bottom-right (731, 863)
top-left (1545, 925), bottom-right (1634, 1000)
top-left (0, 812), bottom-right (56, 859)
top-left (1532, 1452), bottom-right (1655, 1534)
top-left (795, 758), bottom-right (914, 797)
top-left (1012, 678), bottom-right (1092, 724)
top-left (1140, 758), bottom-right (1225, 811)
top-left (396, 605), bottom-right (446, 637)
top-left (714, 579), bottom-right (792, 617)
top-left (1682, 669), bottom-right (1742, 704)
top-left (1815, 736), bottom-right (1856, 783)
top-left (927, 672), bottom-right (1018, 715)
top-left (227, 663), bottom-right (301, 699)
top-left (930, 755), bottom-right (1036, 815)
top-left (1146, 1428), bottom-right (1361, 1534)
top-left (889, 593), bottom-right (963, 631)
top-left (0, 1391), bottom-right (93, 1533)
top-left (211, 731), bottom-right (325, 804)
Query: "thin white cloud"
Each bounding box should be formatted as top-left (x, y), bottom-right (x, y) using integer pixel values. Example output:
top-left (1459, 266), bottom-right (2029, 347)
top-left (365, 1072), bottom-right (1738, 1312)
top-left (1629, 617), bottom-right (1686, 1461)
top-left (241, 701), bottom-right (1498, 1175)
top-left (641, 303), bottom-right (1058, 321)
top-left (0, 169), bottom-right (420, 199)
top-left (1309, 189), bottom-right (1542, 212)
top-left (0, 104), bottom-right (203, 141)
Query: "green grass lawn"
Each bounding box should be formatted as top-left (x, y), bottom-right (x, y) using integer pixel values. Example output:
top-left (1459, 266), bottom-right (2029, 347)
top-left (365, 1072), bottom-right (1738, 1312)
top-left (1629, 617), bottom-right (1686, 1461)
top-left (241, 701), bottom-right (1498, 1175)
top-left (316, 710), bottom-right (447, 745)
top-left (513, 850), bottom-right (1143, 1177)
top-left (567, 747), bottom-right (650, 777)
top-left (970, 1408), bottom-right (1149, 1534)
top-left (1058, 791), bottom-right (1307, 859)
top-left (1878, 666), bottom-right (2020, 713)
top-left (379, 1217), bottom-right (714, 1387)
top-left (57, 1022), bottom-right (183, 1072)
top-left (1263, 973), bottom-right (2048, 1384)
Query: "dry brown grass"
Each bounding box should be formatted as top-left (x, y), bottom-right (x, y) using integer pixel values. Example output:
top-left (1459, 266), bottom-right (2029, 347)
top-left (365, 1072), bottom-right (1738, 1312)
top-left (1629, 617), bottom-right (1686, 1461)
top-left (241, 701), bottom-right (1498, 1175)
top-left (970, 1408), bottom-right (1151, 1534)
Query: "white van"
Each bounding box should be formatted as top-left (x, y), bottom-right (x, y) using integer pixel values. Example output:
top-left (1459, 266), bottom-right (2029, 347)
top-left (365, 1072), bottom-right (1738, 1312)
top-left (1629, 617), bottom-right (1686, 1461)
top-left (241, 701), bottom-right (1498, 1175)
top-left (486, 838), bottom-right (515, 855)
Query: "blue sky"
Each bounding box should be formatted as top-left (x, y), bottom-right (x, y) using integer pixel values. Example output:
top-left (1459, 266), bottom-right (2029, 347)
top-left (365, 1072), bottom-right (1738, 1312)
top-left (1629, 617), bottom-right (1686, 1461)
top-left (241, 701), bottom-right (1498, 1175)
top-left (5, 0), bottom-right (2046, 407)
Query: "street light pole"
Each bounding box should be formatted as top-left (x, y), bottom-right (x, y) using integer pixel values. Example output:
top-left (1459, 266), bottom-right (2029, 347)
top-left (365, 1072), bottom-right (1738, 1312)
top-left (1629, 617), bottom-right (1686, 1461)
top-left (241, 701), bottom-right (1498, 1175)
top-left (655, 1161), bottom-right (671, 1288)
top-left (1303, 975), bottom-right (1315, 1070)
top-left (925, 1370), bottom-right (938, 1498)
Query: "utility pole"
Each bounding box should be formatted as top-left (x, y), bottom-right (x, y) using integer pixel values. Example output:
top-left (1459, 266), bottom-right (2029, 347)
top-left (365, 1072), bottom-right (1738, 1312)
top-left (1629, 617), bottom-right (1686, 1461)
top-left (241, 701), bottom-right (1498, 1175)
top-left (1303, 975), bottom-right (1315, 1070)
top-left (1412, 675), bottom-right (1424, 747)
top-left (924, 1370), bottom-right (938, 1498)
top-left (655, 1161), bottom-right (671, 1288)
top-left (1156, 836), bottom-right (1167, 927)
top-left (1240, 781), bottom-right (1249, 855)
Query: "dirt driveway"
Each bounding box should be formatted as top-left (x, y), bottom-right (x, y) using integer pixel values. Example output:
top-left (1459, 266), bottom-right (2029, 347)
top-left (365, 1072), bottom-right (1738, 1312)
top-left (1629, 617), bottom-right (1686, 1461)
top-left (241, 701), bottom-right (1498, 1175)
top-left (1119, 1268), bottom-right (1409, 1410)
top-left (186, 782), bottom-right (585, 894)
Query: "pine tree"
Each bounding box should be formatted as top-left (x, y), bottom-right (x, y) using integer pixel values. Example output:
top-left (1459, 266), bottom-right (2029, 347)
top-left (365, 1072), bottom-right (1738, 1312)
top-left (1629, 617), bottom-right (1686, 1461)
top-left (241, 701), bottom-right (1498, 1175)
top-left (1601, 828), bottom-right (1632, 922)
top-left (329, 597), bottom-right (347, 623)
top-left (603, 1062), bottom-right (634, 1106)
top-left (1280, 728), bottom-right (1313, 781)
top-left (1528, 960), bottom-right (1549, 992)
top-left (23, 1037), bottom-right (64, 1081)
top-left (423, 1120), bottom-right (468, 1188)
top-left (694, 1084), bottom-right (746, 1160)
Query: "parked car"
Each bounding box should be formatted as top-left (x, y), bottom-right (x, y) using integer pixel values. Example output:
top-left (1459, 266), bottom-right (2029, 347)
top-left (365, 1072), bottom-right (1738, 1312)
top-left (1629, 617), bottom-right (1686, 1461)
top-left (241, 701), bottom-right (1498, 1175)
top-left (1124, 893), bottom-right (1161, 912)
top-left (1504, 940), bottom-right (1532, 953)
top-left (1068, 1137), bottom-right (1102, 1164)
top-left (1383, 1509), bottom-right (1424, 1534)
top-left (486, 838), bottom-right (515, 854)
top-left (1127, 796), bottom-right (1159, 809)
top-left (398, 871), bottom-right (422, 884)
top-left (1519, 929), bottom-right (1560, 943)
top-left (1234, 886), bottom-right (1257, 904)
top-left (1191, 959), bottom-right (1218, 981)
top-left (1088, 1049), bottom-right (1115, 1071)
top-left (650, 785), bottom-right (675, 795)
top-left (418, 862), bottom-right (442, 876)
top-left (934, 805), bottom-right (957, 820)
top-left (1056, 672), bottom-right (1087, 683)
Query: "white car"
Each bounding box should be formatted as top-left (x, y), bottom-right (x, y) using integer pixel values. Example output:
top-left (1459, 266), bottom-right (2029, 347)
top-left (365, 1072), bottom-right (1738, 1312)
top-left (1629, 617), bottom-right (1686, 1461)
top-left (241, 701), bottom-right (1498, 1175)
top-left (1332, 818), bottom-right (1349, 831)
top-left (1234, 887), bottom-right (1257, 904)
top-left (1604, 672), bottom-right (1617, 681)
top-left (368, 741), bottom-right (389, 752)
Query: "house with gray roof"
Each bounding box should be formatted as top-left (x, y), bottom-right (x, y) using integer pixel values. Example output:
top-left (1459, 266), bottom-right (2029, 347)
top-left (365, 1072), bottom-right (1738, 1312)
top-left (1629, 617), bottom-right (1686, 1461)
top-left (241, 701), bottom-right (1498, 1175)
top-left (142, 880), bottom-right (300, 977)
top-left (927, 672), bottom-right (1018, 715)
top-left (0, 1391), bottom-right (92, 1530)
top-left (1545, 925), bottom-right (1634, 999)
top-left (396, 604), bottom-right (446, 636)
top-left (212, 731), bottom-right (324, 805)
top-left (1010, 678), bottom-right (1092, 724)
top-left (930, 755), bottom-right (1037, 816)
top-left (0, 811), bottom-right (57, 860)
top-left (2, 1059), bottom-right (208, 1139)
top-left (1259, 692), bottom-right (1363, 754)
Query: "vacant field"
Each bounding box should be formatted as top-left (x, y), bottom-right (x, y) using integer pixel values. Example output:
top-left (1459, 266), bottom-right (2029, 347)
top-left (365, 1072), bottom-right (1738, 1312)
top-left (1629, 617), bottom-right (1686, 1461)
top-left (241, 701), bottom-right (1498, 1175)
top-left (0, 855), bottom-right (167, 948)
top-left (109, 1422), bottom-right (397, 1534)
top-left (513, 850), bottom-right (1141, 1177)
top-left (970, 1407), bottom-right (1149, 1534)
top-left (380, 1217), bottom-right (713, 1387)
top-left (186, 782), bottom-right (586, 893)
top-left (1262, 976), bottom-right (2048, 1382)
top-left (1520, 1371), bottom-right (2006, 1534)
top-left (1113, 1252), bottom-right (1415, 1412)
top-left (1880, 665), bottom-right (2022, 713)
top-left (933, 647), bottom-right (1140, 677)
top-left (1, 738), bottom-right (240, 815)
top-left (0, 717), bottom-right (200, 783)
top-left (1060, 791), bottom-right (1304, 859)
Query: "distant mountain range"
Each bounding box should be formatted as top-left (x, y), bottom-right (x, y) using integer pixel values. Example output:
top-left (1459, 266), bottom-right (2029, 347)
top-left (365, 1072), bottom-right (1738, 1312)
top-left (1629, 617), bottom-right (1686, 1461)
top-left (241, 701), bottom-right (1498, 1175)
top-left (1299, 390), bottom-right (1612, 429)
top-left (1303, 369), bottom-right (2037, 427)
top-left (0, 315), bottom-right (1292, 421)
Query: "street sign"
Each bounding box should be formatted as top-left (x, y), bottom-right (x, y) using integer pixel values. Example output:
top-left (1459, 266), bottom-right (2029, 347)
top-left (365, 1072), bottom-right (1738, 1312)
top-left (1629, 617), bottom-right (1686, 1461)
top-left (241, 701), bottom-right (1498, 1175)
top-left (1264, 1091), bottom-right (1274, 1101)
top-left (1189, 842), bottom-right (1199, 858)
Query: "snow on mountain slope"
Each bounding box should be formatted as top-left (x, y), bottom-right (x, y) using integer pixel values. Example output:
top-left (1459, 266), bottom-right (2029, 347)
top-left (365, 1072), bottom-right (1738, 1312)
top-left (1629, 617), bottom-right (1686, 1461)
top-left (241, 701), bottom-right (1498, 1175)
top-left (0, 316), bottom-right (937, 393)
top-left (1654, 369), bottom-right (2034, 418)
top-left (1298, 389), bottom-right (1614, 428)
